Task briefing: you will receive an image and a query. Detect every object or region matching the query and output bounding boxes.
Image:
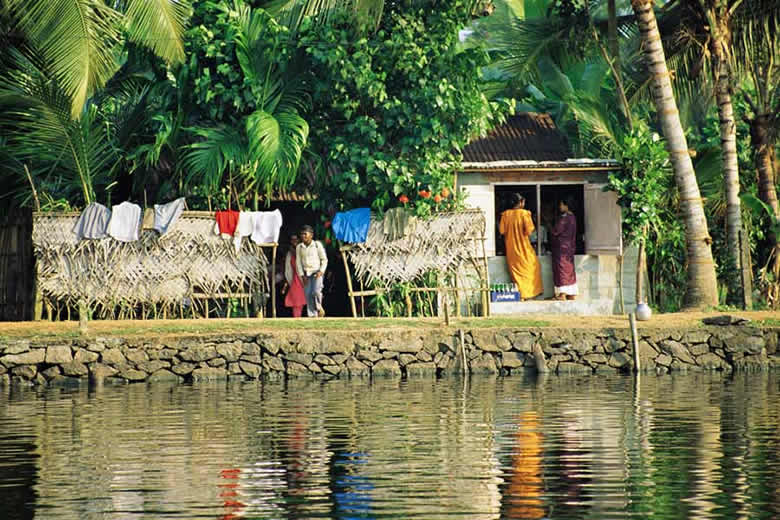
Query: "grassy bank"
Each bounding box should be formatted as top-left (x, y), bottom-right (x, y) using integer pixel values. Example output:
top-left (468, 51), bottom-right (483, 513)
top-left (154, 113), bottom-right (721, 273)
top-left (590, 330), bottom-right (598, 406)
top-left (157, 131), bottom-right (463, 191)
top-left (1, 311), bottom-right (777, 341)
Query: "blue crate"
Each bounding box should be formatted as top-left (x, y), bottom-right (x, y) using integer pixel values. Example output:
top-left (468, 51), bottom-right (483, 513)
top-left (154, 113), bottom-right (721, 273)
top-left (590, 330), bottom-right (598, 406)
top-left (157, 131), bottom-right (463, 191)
top-left (490, 291), bottom-right (522, 303)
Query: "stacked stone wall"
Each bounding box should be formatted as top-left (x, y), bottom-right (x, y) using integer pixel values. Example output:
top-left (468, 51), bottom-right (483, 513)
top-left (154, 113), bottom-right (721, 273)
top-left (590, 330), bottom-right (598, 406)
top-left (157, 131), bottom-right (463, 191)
top-left (1, 326), bottom-right (778, 386)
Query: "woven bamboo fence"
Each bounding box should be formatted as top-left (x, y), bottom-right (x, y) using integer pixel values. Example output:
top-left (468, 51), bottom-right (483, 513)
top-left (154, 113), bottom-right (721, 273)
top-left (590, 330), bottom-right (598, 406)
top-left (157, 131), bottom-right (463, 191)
top-left (340, 209), bottom-right (490, 318)
top-left (32, 211), bottom-right (271, 320)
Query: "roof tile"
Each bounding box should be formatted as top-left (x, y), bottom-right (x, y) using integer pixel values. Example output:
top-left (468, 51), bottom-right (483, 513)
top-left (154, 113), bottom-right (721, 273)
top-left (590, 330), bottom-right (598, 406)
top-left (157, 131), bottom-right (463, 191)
top-left (462, 113), bottom-right (570, 163)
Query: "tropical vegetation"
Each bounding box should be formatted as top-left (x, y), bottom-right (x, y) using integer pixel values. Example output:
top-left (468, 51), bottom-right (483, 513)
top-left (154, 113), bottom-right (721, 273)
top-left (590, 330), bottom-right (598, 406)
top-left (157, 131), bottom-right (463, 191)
top-left (0, 0), bottom-right (778, 312)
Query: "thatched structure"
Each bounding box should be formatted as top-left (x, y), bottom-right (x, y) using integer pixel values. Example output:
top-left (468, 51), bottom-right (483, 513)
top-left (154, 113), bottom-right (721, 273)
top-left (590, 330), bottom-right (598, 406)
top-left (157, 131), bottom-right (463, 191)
top-left (33, 211), bottom-right (272, 319)
top-left (340, 209), bottom-right (489, 318)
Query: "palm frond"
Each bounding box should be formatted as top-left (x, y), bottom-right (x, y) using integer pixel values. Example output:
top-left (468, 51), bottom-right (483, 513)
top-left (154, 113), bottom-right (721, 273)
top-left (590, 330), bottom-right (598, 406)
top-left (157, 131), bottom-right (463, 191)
top-left (8, 0), bottom-right (122, 117)
top-left (124, 0), bottom-right (190, 65)
top-left (183, 126), bottom-right (247, 193)
top-left (488, 16), bottom-right (579, 83)
top-left (0, 55), bottom-right (116, 204)
top-left (264, 0), bottom-right (384, 34)
top-left (246, 109), bottom-right (309, 191)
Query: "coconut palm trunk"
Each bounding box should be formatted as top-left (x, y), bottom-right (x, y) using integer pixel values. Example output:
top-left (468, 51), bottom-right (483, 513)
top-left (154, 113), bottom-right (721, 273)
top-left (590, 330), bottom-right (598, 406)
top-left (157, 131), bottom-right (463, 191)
top-left (710, 35), bottom-right (744, 274)
top-left (631, 0), bottom-right (719, 307)
top-left (749, 114), bottom-right (780, 279)
top-left (750, 115), bottom-right (780, 216)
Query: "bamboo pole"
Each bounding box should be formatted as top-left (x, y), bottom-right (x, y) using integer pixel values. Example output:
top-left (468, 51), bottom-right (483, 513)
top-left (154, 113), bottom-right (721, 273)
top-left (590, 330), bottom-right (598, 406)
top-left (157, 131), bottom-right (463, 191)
top-left (459, 329), bottom-right (467, 376)
top-left (360, 279), bottom-right (365, 318)
top-left (480, 235), bottom-right (491, 317)
top-left (739, 229), bottom-right (753, 309)
top-left (629, 312), bottom-right (641, 373)
top-left (271, 244), bottom-right (277, 318)
top-left (454, 271), bottom-right (461, 318)
top-left (341, 248), bottom-right (358, 318)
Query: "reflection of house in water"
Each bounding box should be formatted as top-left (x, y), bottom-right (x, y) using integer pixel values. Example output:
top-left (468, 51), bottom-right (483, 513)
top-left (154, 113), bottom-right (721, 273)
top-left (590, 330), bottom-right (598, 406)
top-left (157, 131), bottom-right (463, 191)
top-left (458, 113), bottom-right (638, 315)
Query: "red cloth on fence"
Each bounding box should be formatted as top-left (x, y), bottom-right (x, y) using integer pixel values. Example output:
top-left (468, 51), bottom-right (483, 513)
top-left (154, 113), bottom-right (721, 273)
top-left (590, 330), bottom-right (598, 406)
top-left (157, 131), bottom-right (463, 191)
top-left (215, 210), bottom-right (240, 236)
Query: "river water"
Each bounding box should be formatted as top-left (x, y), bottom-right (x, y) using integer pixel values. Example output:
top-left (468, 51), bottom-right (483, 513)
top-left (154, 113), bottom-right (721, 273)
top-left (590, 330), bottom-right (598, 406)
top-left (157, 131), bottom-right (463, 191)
top-left (0, 372), bottom-right (778, 519)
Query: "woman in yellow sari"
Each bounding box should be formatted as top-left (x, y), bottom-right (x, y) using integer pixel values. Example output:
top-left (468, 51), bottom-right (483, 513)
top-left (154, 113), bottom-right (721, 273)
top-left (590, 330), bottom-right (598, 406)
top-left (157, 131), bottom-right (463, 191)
top-left (499, 194), bottom-right (543, 300)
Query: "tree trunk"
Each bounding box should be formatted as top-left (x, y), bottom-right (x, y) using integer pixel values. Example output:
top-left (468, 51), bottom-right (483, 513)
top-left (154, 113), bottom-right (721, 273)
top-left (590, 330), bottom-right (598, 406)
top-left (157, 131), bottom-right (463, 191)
top-left (750, 115), bottom-right (780, 216)
top-left (608, 0), bottom-right (620, 71)
top-left (631, 0), bottom-right (719, 308)
top-left (750, 114), bottom-right (780, 282)
top-left (710, 35), bottom-right (743, 278)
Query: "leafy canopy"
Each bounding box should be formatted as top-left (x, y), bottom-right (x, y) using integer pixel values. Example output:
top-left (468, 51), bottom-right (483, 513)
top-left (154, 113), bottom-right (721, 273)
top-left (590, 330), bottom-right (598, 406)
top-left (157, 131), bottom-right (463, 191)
top-left (298, 0), bottom-right (510, 215)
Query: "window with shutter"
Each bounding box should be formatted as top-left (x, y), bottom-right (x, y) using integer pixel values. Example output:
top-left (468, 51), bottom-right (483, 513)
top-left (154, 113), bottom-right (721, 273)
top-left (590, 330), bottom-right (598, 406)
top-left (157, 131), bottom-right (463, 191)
top-left (584, 183), bottom-right (622, 255)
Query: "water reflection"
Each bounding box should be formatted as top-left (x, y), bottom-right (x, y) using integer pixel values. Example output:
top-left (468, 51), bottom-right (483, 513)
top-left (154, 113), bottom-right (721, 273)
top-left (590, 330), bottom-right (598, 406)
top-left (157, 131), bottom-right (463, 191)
top-left (0, 372), bottom-right (778, 519)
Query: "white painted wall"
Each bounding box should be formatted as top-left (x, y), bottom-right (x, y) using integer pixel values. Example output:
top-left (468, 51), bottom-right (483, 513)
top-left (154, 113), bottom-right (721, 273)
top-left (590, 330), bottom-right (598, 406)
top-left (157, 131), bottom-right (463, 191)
top-left (459, 172), bottom-right (637, 315)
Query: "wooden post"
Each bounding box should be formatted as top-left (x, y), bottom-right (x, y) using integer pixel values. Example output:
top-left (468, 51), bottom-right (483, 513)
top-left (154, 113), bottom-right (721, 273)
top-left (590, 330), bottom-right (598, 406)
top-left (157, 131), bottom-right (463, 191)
top-left (444, 292), bottom-right (450, 326)
top-left (629, 312), bottom-right (641, 373)
top-left (535, 183), bottom-right (542, 257)
top-left (271, 244), bottom-right (277, 318)
top-left (359, 279), bottom-right (365, 318)
top-left (459, 329), bottom-right (467, 376)
top-left (532, 343), bottom-right (548, 373)
top-left (341, 248), bottom-right (358, 318)
top-left (617, 254), bottom-right (625, 315)
top-left (739, 229), bottom-right (753, 309)
top-left (480, 236), bottom-right (491, 317)
top-left (78, 299), bottom-right (88, 335)
top-left (33, 268), bottom-right (43, 320)
top-left (454, 270), bottom-right (461, 318)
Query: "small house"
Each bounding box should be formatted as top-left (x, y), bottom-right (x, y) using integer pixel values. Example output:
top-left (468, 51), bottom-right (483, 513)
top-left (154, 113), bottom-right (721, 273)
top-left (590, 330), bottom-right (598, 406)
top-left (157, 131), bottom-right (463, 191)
top-left (458, 113), bottom-right (637, 315)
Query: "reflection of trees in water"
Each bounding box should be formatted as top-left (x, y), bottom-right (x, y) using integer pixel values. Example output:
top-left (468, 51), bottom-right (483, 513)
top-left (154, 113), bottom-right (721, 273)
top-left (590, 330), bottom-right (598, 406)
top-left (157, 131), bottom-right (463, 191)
top-left (0, 385), bottom-right (37, 520)
top-left (1, 372), bottom-right (780, 518)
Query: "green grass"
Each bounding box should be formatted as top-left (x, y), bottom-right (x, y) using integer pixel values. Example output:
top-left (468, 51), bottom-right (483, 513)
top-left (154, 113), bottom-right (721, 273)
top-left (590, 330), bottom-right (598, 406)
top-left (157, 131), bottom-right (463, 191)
top-left (101, 317), bottom-right (553, 336)
top-left (0, 316), bottom-right (553, 341)
top-left (759, 318), bottom-right (780, 327)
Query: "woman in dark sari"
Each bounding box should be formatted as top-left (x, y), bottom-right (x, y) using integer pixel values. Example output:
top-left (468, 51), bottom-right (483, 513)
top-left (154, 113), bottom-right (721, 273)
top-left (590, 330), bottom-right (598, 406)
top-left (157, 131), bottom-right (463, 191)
top-left (549, 198), bottom-right (577, 300)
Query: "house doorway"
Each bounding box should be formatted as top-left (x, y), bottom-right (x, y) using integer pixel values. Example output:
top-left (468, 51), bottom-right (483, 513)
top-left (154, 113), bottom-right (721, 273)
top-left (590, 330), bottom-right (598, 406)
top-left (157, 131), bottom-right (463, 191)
top-left (494, 184), bottom-right (585, 257)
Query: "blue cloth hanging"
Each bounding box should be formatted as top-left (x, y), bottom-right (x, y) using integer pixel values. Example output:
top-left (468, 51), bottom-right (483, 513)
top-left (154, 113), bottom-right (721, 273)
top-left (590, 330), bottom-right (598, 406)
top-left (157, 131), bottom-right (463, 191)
top-left (332, 207), bottom-right (371, 243)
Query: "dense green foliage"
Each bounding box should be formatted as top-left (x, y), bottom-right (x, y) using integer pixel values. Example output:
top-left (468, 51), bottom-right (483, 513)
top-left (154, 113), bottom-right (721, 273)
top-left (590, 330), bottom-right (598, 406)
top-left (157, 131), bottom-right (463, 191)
top-left (299, 2), bottom-right (509, 216)
top-left (2, 0), bottom-right (780, 313)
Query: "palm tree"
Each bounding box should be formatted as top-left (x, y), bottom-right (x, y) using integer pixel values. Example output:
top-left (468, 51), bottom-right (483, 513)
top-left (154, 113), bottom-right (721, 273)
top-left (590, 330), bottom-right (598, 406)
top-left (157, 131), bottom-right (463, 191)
top-left (2, 0), bottom-right (190, 117)
top-left (657, 0), bottom-right (759, 305)
top-left (630, 0), bottom-right (718, 307)
top-left (733, 3), bottom-right (780, 300)
top-left (184, 2), bottom-right (309, 205)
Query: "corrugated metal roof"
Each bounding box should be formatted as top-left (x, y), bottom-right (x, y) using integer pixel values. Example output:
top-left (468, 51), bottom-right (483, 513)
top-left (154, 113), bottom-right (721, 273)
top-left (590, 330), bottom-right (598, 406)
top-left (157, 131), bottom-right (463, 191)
top-left (462, 113), bottom-right (571, 163)
top-left (461, 159), bottom-right (620, 170)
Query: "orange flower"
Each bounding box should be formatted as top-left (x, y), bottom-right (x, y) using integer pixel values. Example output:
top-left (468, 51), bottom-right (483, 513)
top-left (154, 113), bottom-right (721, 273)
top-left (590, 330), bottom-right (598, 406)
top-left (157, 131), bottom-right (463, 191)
top-left (441, 187), bottom-right (450, 198)
top-left (418, 190), bottom-right (431, 199)
top-left (433, 194), bottom-right (442, 203)
top-left (399, 194), bottom-right (409, 204)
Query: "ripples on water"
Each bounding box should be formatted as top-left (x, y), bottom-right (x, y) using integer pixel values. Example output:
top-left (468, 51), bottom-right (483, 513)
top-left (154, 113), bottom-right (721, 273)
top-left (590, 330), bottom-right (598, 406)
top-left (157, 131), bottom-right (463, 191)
top-left (0, 372), bottom-right (778, 519)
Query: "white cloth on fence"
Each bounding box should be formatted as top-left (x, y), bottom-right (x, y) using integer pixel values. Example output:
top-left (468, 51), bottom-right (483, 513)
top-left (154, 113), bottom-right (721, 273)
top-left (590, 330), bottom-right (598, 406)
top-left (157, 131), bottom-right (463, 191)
top-left (107, 201), bottom-right (142, 242)
top-left (250, 210), bottom-right (282, 244)
top-left (153, 197), bottom-right (186, 235)
top-left (232, 212), bottom-right (255, 253)
top-left (72, 202), bottom-right (111, 240)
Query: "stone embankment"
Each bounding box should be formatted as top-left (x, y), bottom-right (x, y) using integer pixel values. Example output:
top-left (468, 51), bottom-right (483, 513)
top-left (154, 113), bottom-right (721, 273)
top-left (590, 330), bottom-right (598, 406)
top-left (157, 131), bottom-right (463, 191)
top-left (0, 325), bottom-right (778, 386)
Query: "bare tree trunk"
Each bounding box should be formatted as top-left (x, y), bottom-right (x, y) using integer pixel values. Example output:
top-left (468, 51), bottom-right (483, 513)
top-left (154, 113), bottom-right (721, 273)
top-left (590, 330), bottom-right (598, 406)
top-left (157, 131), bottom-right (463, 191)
top-left (710, 36), bottom-right (743, 279)
top-left (750, 115), bottom-right (780, 216)
top-left (631, 0), bottom-right (719, 308)
top-left (608, 0), bottom-right (619, 70)
top-left (750, 114), bottom-right (780, 284)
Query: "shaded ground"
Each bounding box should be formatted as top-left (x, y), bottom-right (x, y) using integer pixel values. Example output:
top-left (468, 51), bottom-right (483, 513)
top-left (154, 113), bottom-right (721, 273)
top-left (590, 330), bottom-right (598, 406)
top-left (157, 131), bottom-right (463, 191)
top-left (0, 311), bottom-right (777, 340)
